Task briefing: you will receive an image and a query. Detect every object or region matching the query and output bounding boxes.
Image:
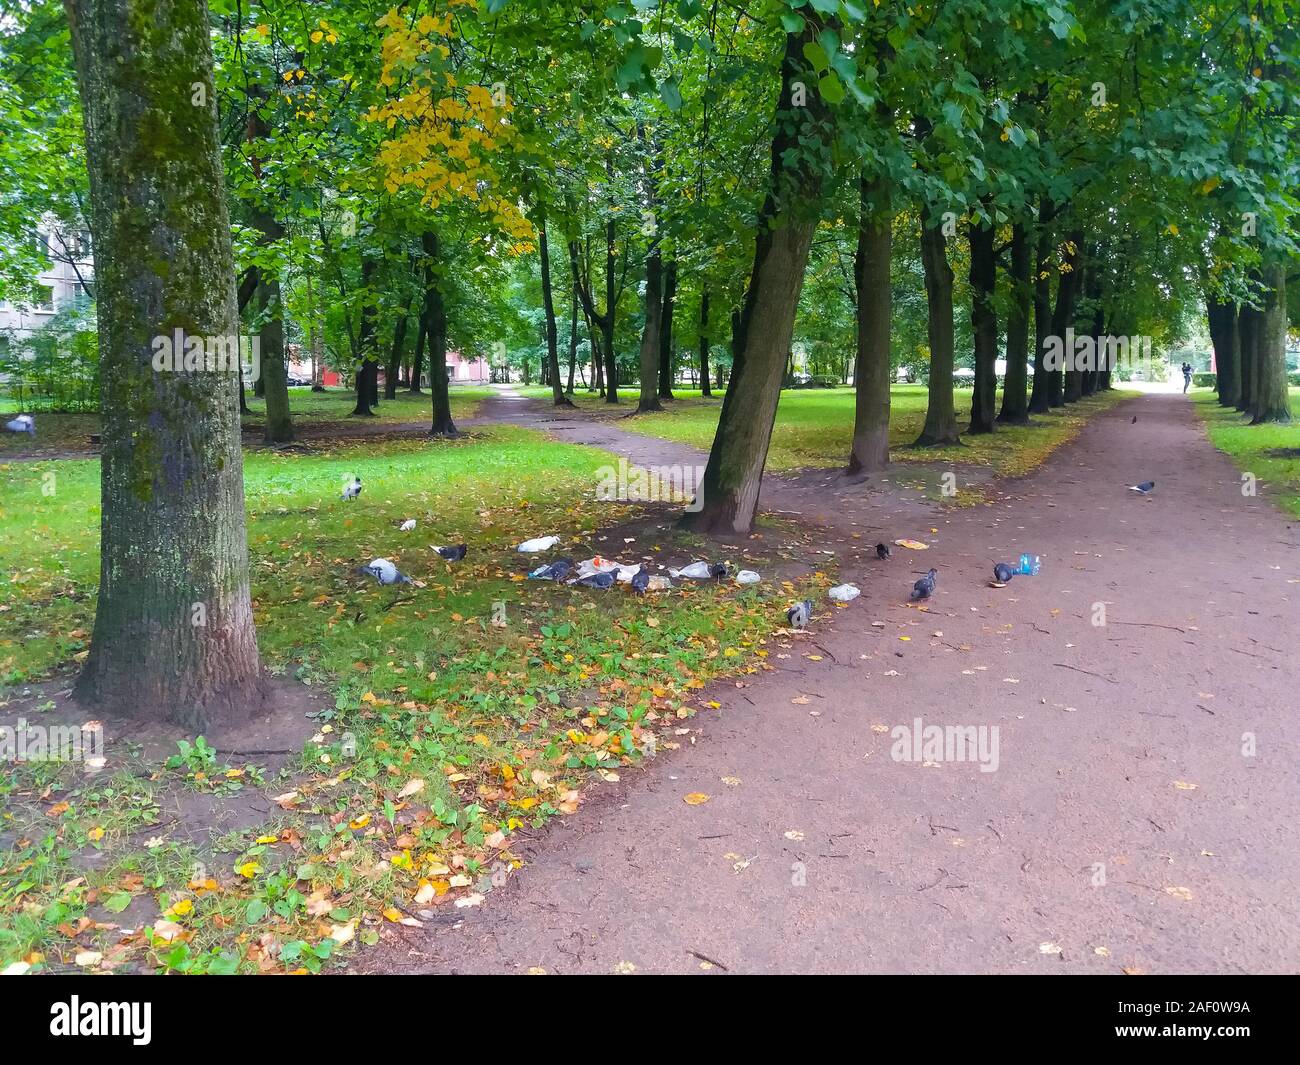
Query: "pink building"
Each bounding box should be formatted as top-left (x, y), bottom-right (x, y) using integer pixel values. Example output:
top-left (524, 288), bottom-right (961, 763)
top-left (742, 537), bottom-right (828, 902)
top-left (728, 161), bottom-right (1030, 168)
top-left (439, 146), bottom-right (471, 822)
top-left (445, 350), bottom-right (489, 383)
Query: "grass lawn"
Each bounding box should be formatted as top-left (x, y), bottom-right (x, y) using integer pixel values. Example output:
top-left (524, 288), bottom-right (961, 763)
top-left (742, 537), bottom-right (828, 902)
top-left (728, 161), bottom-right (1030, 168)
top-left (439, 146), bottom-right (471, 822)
top-left (0, 385), bottom-right (492, 457)
top-left (1192, 387), bottom-right (1300, 517)
top-left (0, 427), bottom-right (811, 974)
top-left (522, 384), bottom-right (1136, 478)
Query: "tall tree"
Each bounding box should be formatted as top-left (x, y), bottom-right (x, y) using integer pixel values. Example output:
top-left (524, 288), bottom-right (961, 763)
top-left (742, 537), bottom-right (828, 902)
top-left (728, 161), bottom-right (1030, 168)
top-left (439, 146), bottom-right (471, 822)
top-left (66, 0), bottom-right (261, 727)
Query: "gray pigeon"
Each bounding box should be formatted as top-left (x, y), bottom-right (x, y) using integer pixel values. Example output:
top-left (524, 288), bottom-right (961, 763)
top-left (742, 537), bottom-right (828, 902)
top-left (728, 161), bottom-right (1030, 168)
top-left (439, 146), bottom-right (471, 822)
top-left (630, 566), bottom-right (650, 595)
top-left (910, 568), bottom-right (938, 601)
top-left (341, 475), bottom-right (362, 500)
top-left (1128, 480), bottom-right (1155, 494)
top-left (529, 558), bottom-right (573, 581)
top-left (434, 544), bottom-right (467, 561)
top-left (993, 562), bottom-right (1015, 584)
top-left (359, 558), bottom-right (411, 585)
top-left (786, 599), bottom-right (812, 630)
top-left (575, 570), bottom-right (615, 589)
top-left (876, 542), bottom-right (891, 561)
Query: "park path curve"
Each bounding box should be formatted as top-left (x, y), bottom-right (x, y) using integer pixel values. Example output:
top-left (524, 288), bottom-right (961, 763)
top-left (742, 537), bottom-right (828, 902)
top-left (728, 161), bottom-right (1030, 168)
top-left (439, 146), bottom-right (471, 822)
top-left (359, 388), bottom-right (1299, 975)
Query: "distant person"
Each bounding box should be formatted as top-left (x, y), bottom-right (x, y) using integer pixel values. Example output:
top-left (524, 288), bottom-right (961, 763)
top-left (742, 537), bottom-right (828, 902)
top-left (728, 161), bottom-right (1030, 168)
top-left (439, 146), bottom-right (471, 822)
top-left (1182, 362), bottom-right (1193, 393)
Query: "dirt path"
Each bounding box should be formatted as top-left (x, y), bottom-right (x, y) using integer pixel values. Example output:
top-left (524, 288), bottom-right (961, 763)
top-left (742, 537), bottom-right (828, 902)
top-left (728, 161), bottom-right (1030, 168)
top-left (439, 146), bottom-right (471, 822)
top-left (358, 387), bottom-right (1300, 975)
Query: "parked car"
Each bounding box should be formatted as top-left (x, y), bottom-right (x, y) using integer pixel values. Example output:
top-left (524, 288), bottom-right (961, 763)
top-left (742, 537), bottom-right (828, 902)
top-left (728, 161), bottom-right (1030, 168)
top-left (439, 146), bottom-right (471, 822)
top-left (285, 375), bottom-right (310, 386)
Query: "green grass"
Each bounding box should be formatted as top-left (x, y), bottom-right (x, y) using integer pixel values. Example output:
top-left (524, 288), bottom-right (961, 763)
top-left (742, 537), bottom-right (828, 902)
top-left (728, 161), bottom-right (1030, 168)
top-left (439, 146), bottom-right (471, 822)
top-left (525, 384), bottom-right (1136, 477)
top-left (0, 386), bottom-right (492, 457)
top-left (1192, 386), bottom-right (1300, 517)
top-left (0, 426), bottom-right (810, 974)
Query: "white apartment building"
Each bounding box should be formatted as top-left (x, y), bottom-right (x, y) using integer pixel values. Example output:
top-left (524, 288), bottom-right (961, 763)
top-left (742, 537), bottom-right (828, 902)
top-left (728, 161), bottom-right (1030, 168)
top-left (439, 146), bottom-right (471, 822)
top-left (0, 222), bottom-right (95, 352)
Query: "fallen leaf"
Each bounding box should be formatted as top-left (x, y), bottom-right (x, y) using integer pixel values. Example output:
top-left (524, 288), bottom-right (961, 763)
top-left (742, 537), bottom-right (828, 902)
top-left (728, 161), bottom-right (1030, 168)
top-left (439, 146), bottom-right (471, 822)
top-left (683, 792), bottom-right (711, 806)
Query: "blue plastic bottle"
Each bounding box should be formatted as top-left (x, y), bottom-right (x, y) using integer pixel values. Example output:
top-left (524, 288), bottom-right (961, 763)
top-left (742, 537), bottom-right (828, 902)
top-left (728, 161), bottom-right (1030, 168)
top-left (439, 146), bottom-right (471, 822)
top-left (1016, 553), bottom-right (1041, 576)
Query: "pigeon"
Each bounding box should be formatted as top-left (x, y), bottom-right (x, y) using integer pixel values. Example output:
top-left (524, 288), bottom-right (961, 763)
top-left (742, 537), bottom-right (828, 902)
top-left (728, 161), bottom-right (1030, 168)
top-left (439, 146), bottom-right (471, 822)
top-left (359, 558), bottom-right (411, 585)
top-left (529, 558), bottom-right (574, 581)
top-left (433, 544), bottom-right (467, 561)
top-left (1128, 480), bottom-right (1155, 494)
top-left (341, 475), bottom-right (362, 500)
top-left (630, 567), bottom-right (650, 595)
top-left (5, 414), bottom-right (35, 435)
top-left (575, 570), bottom-right (616, 589)
top-left (518, 535), bottom-right (560, 553)
top-left (1131, 416), bottom-right (1137, 424)
top-left (786, 600), bottom-right (813, 630)
top-left (993, 562), bottom-right (1015, 584)
top-left (910, 568), bottom-right (938, 601)
top-left (876, 542), bottom-right (891, 561)
top-left (400, 519), bottom-right (417, 532)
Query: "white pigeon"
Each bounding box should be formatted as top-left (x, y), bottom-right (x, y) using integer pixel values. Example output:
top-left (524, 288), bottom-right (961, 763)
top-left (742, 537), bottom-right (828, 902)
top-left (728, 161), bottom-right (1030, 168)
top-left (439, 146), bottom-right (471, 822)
top-left (5, 414), bottom-right (35, 435)
top-left (400, 519), bottom-right (417, 531)
top-left (517, 535), bottom-right (560, 553)
top-left (341, 475), bottom-right (362, 500)
top-left (360, 558), bottom-right (411, 585)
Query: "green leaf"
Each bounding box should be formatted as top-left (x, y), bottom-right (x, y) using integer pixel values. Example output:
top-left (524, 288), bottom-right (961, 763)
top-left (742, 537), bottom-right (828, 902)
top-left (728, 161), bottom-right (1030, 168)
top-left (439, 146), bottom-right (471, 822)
top-left (660, 78), bottom-right (684, 112)
top-left (103, 891), bottom-right (133, 913)
top-left (802, 41), bottom-right (829, 73)
top-left (818, 73), bottom-right (845, 105)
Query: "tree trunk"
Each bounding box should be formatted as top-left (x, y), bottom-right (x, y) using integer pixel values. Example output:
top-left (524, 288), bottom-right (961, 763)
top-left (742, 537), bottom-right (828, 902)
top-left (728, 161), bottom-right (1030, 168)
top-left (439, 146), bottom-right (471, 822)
top-left (699, 284), bottom-right (713, 398)
top-left (998, 221), bottom-right (1031, 424)
top-left (967, 211), bottom-right (997, 434)
top-left (847, 174), bottom-right (891, 472)
top-left (1055, 235), bottom-right (1086, 403)
top-left (637, 238), bottom-right (664, 412)
top-left (1237, 303), bottom-right (1257, 414)
top-left (566, 280), bottom-right (578, 394)
top-left (1207, 296), bottom-right (1235, 407)
top-left (681, 15), bottom-right (836, 534)
top-left (421, 231), bottom-right (456, 436)
top-left (914, 206), bottom-right (960, 446)
top-left (659, 258), bottom-right (677, 398)
top-left (1250, 261), bottom-right (1293, 424)
top-left (1050, 230), bottom-right (1082, 406)
top-left (351, 256), bottom-right (378, 416)
top-left (384, 311), bottom-right (408, 400)
top-left (246, 86), bottom-right (293, 443)
top-left (538, 213), bottom-right (572, 407)
top-left (409, 316), bottom-right (425, 393)
top-left (67, 0), bottom-right (261, 728)
top-left (1028, 216), bottom-right (1053, 414)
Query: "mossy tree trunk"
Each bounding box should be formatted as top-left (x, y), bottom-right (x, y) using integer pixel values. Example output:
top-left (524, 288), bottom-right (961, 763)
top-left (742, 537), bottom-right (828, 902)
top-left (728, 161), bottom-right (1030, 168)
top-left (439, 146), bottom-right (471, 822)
top-left (680, 15), bottom-right (837, 534)
top-left (1251, 261), bottom-right (1293, 424)
top-left (1237, 302), bottom-right (1258, 414)
top-left (637, 237), bottom-right (664, 413)
top-left (847, 174), bottom-right (892, 472)
top-left (66, 0), bottom-right (262, 728)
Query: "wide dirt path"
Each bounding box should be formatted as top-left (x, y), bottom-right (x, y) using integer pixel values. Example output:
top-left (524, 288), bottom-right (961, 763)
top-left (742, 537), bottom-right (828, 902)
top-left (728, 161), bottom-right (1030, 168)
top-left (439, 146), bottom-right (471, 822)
top-left (361, 388), bottom-right (1300, 974)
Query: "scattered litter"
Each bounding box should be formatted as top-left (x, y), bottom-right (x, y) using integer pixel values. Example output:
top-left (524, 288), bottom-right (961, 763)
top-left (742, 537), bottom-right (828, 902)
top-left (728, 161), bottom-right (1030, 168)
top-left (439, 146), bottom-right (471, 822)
top-left (734, 569), bottom-right (762, 585)
top-left (4, 414), bottom-right (35, 436)
top-left (827, 583), bottom-right (860, 602)
top-left (517, 535), bottom-right (560, 552)
top-left (400, 519), bottom-right (417, 531)
top-left (1014, 553), bottom-right (1041, 576)
top-left (894, 538), bottom-right (928, 550)
top-left (671, 561), bottom-right (731, 580)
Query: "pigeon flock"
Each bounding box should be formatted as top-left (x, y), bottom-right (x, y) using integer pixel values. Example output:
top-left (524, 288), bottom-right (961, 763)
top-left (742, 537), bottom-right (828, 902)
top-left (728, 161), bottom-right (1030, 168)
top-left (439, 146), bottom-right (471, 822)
top-left (344, 473), bottom-right (1155, 634)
